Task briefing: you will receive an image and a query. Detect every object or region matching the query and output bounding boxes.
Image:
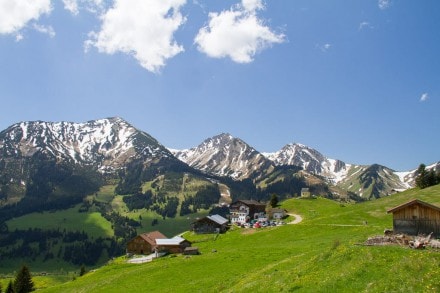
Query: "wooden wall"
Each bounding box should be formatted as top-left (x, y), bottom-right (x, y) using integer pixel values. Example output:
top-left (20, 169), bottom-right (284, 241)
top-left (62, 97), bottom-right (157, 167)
top-left (392, 203), bottom-right (440, 236)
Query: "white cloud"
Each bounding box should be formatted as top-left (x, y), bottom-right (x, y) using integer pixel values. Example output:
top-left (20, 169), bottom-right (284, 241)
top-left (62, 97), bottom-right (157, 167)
top-left (15, 33), bottom-right (24, 42)
top-left (241, 0), bottom-right (264, 12)
top-left (378, 0), bottom-right (391, 10)
top-left (63, 0), bottom-right (105, 15)
top-left (33, 24), bottom-right (55, 38)
top-left (359, 21), bottom-right (373, 31)
top-left (420, 93), bottom-right (429, 102)
top-left (0, 0), bottom-right (52, 35)
top-left (85, 0), bottom-right (187, 73)
top-left (63, 0), bottom-right (79, 15)
top-left (194, 0), bottom-right (285, 63)
top-left (316, 43), bottom-right (331, 52)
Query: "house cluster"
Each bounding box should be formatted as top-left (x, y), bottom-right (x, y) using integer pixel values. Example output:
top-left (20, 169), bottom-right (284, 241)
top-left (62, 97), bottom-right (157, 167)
top-left (126, 199), bottom-right (289, 257)
top-left (127, 196), bottom-right (440, 259)
top-left (126, 200), bottom-right (286, 255)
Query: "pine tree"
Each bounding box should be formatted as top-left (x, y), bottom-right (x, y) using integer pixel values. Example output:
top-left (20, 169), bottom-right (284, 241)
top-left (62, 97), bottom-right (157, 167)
top-left (14, 265), bottom-right (34, 293)
top-left (79, 265), bottom-right (86, 276)
top-left (415, 163), bottom-right (440, 189)
top-left (415, 164), bottom-right (428, 189)
top-left (270, 194), bottom-right (279, 208)
top-left (5, 281), bottom-right (14, 293)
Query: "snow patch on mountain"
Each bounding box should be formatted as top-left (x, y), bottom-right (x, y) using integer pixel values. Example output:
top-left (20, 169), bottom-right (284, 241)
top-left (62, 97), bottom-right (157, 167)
top-left (171, 133), bottom-right (272, 180)
top-left (0, 117), bottom-right (172, 172)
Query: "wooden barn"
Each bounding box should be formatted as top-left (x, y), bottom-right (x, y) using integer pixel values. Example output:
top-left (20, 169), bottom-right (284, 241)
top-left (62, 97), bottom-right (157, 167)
top-left (387, 199), bottom-right (440, 237)
top-left (126, 231), bottom-right (167, 255)
top-left (192, 214), bottom-right (229, 234)
top-left (156, 236), bottom-right (192, 254)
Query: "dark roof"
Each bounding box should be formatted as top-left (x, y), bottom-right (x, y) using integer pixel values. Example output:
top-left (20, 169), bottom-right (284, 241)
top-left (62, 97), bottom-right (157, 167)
top-left (138, 231), bottom-right (167, 245)
top-left (387, 199), bottom-right (440, 214)
top-left (232, 199), bottom-right (266, 207)
top-left (271, 208), bottom-right (287, 213)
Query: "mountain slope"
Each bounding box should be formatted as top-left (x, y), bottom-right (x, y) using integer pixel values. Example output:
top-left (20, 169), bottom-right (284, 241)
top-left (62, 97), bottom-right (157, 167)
top-left (172, 133), bottom-right (274, 180)
top-left (264, 143), bottom-right (349, 182)
top-left (0, 117), bottom-right (174, 173)
top-left (262, 142), bottom-right (435, 199)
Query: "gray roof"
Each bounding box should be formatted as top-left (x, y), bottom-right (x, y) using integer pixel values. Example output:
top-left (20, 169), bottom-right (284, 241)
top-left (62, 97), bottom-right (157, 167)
top-left (156, 236), bottom-right (187, 246)
top-left (207, 214), bottom-right (229, 225)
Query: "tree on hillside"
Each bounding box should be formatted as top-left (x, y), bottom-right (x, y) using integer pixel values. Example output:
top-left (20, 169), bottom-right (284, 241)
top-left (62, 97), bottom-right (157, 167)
top-left (5, 281), bottom-right (14, 293)
top-left (270, 194), bottom-right (279, 208)
top-left (79, 265), bottom-right (86, 276)
top-left (415, 164), bottom-right (428, 189)
top-left (14, 265), bottom-right (34, 293)
top-left (415, 164), bottom-right (440, 189)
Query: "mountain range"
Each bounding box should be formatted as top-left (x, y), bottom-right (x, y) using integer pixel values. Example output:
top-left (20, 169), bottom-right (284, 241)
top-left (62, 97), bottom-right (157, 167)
top-left (172, 132), bottom-right (438, 199)
top-left (0, 117), bottom-right (438, 207)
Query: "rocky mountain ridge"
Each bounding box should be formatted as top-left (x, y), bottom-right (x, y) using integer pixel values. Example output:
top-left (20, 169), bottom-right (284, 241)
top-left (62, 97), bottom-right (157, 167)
top-left (173, 133), bottom-right (439, 199)
top-left (172, 133), bottom-right (273, 180)
top-left (0, 117), bottom-right (174, 173)
top-left (1, 117), bottom-right (438, 201)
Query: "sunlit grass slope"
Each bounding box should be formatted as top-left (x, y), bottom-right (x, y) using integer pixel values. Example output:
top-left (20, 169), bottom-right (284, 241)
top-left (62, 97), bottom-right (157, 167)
top-left (39, 185), bottom-right (440, 292)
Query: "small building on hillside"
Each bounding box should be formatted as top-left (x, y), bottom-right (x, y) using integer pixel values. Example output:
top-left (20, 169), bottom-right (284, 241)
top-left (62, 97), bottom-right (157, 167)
top-left (268, 208), bottom-right (287, 220)
top-left (183, 247), bottom-right (200, 255)
top-left (301, 188), bottom-right (311, 198)
top-left (192, 214), bottom-right (229, 234)
top-left (229, 200), bottom-right (266, 224)
top-left (156, 236), bottom-right (192, 254)
top-left (126, 231), bottom-right (167, 255)
top-left (387, 199), bottom-right (440, 237)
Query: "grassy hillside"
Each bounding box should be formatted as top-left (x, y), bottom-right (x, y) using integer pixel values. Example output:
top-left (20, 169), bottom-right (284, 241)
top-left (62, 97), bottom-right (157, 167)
top-left (34, 185), bottom-right (440, 292)
top-left (7, 205), bottom-right (113, 238)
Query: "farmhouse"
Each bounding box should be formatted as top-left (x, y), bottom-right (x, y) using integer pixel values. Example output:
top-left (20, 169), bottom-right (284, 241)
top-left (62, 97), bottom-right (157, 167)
top-left (156, 236), bottom-right (192, 254)
top-left (192, 214), bottom-right (229, 234)
top-left (387, 199), bottom-right (440, 237)
top-left (301, 188), bottom-right (311, 198)
top-left (229, 200), bottom-right (266, 224)
top-left (126, 231), bottom-right (167, 255)
top-left (268, 208), bottom-right (287, 220)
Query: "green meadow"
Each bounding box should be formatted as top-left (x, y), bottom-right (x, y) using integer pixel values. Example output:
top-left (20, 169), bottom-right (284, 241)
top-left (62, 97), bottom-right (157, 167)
top-left (7, 205), bottom-right (114, 238)
top-left (31, 185), bottom-right (440, 292)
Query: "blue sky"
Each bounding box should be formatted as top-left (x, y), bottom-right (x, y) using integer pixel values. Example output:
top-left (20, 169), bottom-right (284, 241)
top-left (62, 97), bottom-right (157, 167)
top-left (0, 0), bottom-right (439, 171)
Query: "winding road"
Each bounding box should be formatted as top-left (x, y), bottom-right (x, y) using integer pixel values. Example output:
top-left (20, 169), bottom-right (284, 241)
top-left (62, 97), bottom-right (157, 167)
top-left (288, 213), bottom-right (303, 224)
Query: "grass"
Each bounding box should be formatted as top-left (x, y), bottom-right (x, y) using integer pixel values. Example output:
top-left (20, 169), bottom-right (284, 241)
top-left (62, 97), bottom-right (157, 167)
top-left (36, 185), bottom-right (440, 292)
top-left (6, 204), bottom-right (113, 238)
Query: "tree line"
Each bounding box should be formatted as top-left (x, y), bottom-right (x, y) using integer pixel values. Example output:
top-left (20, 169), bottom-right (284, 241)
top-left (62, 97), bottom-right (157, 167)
top-left (415, 164), bottom-right (440, 189)
top-left (0, 227), bottom-right (125, 267)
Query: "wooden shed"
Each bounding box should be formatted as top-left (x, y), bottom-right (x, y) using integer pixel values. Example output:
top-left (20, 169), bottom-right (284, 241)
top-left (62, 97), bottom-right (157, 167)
top-left (156, 236), bottom-right (191, 254)
top-left (387, 199), bottom-right (440, 237)
top-left (192, 214), bottom-right (229, 234)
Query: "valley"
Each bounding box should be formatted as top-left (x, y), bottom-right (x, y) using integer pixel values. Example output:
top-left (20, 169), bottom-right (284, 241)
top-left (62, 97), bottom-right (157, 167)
top-left (1, 184), bottom-right (438, 292)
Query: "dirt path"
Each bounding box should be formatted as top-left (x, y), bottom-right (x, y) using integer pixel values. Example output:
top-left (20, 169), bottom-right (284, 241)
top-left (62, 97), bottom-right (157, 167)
top-left (288, 213), bottom-right (303, 224)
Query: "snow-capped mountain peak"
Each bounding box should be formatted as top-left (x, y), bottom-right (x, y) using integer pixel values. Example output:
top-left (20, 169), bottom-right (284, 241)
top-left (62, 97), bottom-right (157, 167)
top-left (264, 142), bottom-right (348, 182)
top-left (172, 133), bottom-right (272, 180)
top-left (0, 117), bottom-right (172, 172)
